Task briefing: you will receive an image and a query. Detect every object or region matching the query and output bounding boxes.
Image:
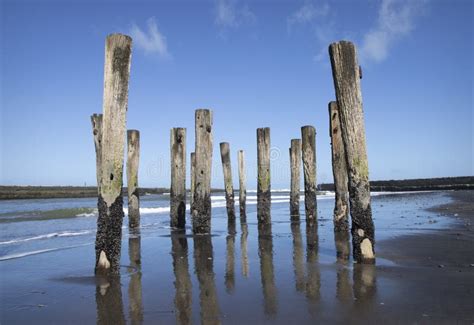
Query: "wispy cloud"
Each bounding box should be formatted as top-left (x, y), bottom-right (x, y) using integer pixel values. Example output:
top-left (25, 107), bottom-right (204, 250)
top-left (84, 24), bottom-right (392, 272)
top-left (361, 0), bottom-right (427, 62)
top-left (214, 0), bottom-right (256, 30)
top-left (287, 2), bottom-right (329, 30)
top-left (130, 17), bottom-right (171, 58)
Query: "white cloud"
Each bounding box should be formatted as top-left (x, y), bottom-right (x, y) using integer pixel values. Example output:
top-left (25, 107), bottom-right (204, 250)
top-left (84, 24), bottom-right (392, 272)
top-left (287, 2), bottom-right (329, 28)
top-left (361, 0), bottom-right (426, 62)
top-left (130, 17), bottom-right (171, 58)
top-left (214, 0), bottom-right (256, 29)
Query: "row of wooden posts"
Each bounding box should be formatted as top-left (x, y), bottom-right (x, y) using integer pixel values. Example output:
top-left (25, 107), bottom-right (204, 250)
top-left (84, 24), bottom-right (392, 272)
top-left (91, 34), bottom-right (375, 276)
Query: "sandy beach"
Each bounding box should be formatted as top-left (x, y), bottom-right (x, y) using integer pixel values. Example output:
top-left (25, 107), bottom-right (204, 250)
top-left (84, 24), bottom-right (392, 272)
top-left (0, 190), bottom-right (472, 324)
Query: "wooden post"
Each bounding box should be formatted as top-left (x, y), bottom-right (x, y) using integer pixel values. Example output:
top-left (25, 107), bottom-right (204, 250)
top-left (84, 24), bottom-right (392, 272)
top-left (237, 150), bottom-right (247, 220)
top-left (289, 139), bottom-right (301, 219)
top-left (192, 109), bottom-right (213, 234)
top-left (301, 126), bottom-right (317, 222)
top-left (329, 41), bottom-right (375, 264)
top-left (127, 130), bottom-right (140, 230)
top-left (171, 231), bottom-right (192, 324)
top-left (329, 101), bottom-right (349, 232)
top-left (220, 142), bottom-right (236, 219)
top-left (91, 114), bottom-right (103, 194)
top-left (190, 152), bottom-right (196, 209)
top-left (170, 128), bottom-right (186, 229)
top-left (95, 33), bottom-right (132, 275)
top-left (257, 128), bottom-right (271, 223)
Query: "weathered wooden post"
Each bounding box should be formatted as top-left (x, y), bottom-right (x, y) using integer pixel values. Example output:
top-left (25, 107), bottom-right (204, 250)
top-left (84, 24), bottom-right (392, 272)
top-left (95, 33), bottom-right (132, 275)
top-left (170, 128), bottom-right (186, 229)
top-left (91, 114), bottom-right (103, 194)
top-left (301, 126), bottom-right (317, 222)
top-left (329, 41), bottom-right (375, 264)
top-left (192, 109), bottom-right (213, 234)
top-left (257, 128), bottom-right (271, 223)
top-left (237, 150), bottom-right (247, 220)
top-left (289, 139), bottom-right (301, 219)
top-left (127, 130), bottom-right (140, 230)
top-left (190, 152), bottom-right (196, 209)
top-left (329, 101), bottom-right (349, 232)
top-left (220, 142), bottom-right (236, 219)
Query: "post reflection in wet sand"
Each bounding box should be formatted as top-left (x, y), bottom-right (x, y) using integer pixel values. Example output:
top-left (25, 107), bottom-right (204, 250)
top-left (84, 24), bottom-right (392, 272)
top-left (225, 219), bottom-right (236, 293)
top-left (353, 264), bottom-right (377, 303)
top-left (291, 221), bottom-right (305, 293)
top-left (171, 230), bottom-right (192, 325)
top-left (240, 222), bottom-right (249, 278)
top-left (194, 234), bottom-right (221, 325)
top-left (95, 275), bottom-right (126, 325)
top-left (305, 221), bottom-right (320, 310)
top-left (128, 234), bottom-right (144, 325)
top-left (258, 222), bottom-right (278, 316)
top-left (334, 229), bottom-right (352, 302)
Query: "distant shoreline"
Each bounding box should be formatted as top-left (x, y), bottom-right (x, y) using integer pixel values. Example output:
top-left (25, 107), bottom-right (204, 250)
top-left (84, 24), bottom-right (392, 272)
top-left (1, 176), bottom-right (472, 200)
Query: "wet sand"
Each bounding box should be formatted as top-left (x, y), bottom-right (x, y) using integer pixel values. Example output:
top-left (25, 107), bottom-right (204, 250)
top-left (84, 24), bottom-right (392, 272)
top-left (1, 191), bottom-right (473, 324)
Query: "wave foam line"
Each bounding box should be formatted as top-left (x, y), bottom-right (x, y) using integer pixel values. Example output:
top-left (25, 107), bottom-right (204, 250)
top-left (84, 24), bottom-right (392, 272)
top-left (0, 230), bottom-right (93, 245)
top-left (0, 243), bottom-right (92, 261)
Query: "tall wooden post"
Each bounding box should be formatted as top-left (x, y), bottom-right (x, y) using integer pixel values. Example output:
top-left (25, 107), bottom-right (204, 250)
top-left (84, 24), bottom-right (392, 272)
top-left (289, 139), bottom-right (301, 219)
top-left (127, 130), bottom-right (140, 230)
top-left (192, 109), bottom-right (213, 234)
top-left (237, 150), bottom-right (247, 220)
top-left (329, 101), bottom-right (349, 232)
top-left (301, 126), bottom-right (317, 222)
top-left (95, 33), bottom-right (132, 275)
top-left (91, 114), bottom-right (103, 194)
top-left (257, 128), bottom-right (271, 223)
top-left (220, 142), bottom-right (236, 219)
top-left (171, 128), bottom-right (186, 229)
top-left (329, 41), bottom-right (375, 264)
top-left (190, 152), bottom-right (196, 209)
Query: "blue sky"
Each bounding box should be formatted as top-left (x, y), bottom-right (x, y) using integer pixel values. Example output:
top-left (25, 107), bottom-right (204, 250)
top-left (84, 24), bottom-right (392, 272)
top-left (1, 0), bottom-right (472, 189)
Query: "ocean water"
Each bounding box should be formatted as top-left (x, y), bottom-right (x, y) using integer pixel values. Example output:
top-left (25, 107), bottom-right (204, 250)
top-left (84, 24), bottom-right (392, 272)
top-left (0, 191), bottom-right (455, 323)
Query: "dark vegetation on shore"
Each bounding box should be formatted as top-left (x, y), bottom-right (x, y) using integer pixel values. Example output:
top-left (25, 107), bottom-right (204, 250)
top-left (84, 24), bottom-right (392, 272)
top-left (1, 176), bottom-right (472, 200)
top-left (320, 176), bottom-right (473, 192)
top-left (0, 186), bottom-right (225, 200)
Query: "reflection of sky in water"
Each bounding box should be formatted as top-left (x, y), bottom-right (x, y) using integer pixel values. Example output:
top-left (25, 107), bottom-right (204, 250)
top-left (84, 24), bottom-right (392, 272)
top-left (0, 191), bottom-right (456, 323)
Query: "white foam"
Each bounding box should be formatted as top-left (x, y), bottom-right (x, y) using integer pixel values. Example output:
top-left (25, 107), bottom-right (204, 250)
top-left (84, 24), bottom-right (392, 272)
top-left (0, 230), bottom-right (92, 245)
top-left (0, 243), bottom-right (91, 261)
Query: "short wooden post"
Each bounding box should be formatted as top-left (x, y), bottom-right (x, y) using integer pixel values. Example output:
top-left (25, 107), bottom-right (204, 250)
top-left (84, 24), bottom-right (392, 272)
top-left (329, 41), bottom-right (375, 264)
top-left (192, 109), bottom-right (213, 234)
top-left (127, 130), bottom-right (140, 230)
top-left (170, 128), bottom-right (186, 229)
top-left (329, 101), bottom-right (349, 232)
top-left (237, 150), bottom-right (247, 220)
top-left (190, 152), bottom-right (196, 209)
top-left (95, 33), bottom-right (132, 275)
top-left (220, 142), bottom-right (236, 219)
top-left (289, 139), bottom-right (301, 219)
top-left (301, 126), bottom-right (317, 222)
top-left (171, 231), bottom-right (192, 324)
top-left (257, 128), bottom-right (271, 223)
top-left (91, 114), bottom-right (103, 194)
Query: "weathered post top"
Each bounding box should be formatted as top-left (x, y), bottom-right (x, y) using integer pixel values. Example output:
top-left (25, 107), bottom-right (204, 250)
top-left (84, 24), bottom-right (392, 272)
top-left (329, 40), bottom-right (375, 264)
